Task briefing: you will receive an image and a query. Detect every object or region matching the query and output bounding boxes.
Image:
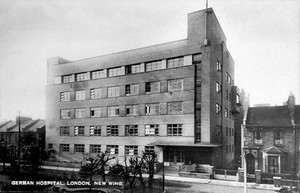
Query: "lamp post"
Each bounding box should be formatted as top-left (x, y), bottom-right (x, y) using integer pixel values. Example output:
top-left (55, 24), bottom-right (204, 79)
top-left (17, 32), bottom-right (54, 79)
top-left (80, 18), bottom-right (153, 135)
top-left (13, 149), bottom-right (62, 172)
top-left (241, 124), bottom-right (252, 193)
top-left (159, 146), bottom-right (165, 193)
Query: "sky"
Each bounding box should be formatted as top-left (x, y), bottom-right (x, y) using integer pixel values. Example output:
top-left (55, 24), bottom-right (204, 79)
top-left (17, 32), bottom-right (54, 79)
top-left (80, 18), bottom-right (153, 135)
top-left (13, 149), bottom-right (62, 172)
top-left (0, 0), bottom-right (299, 121)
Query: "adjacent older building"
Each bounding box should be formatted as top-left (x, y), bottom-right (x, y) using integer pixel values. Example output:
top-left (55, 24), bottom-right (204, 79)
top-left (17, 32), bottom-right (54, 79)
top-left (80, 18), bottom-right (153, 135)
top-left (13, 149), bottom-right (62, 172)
top-left (243, 93), bottom-right (300, 174)
top-left (0, 117), bottom-right (45, 159)
top-left (46, 8), bottom-right (241, 168)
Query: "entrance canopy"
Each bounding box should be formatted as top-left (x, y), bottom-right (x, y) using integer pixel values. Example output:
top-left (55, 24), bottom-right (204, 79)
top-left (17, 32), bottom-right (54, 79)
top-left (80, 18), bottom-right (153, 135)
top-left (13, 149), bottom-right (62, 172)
top-left (148, 141), bottom-right (221, 147)
top-left (149, 141), bottom-right (221, 165)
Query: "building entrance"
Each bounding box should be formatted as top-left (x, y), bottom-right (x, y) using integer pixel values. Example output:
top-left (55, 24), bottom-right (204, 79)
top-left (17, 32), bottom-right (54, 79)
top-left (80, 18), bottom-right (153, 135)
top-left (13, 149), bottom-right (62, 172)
top-left (163, 146), bottom-right (212, 165)
top-left (246, 153), bottom-right (255, 174)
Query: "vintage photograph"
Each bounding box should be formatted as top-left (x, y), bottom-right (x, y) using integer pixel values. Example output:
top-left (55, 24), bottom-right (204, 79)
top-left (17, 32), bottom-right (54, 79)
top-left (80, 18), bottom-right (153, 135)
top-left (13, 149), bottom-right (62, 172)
top-left (0, 0), bottom-right (299, 192)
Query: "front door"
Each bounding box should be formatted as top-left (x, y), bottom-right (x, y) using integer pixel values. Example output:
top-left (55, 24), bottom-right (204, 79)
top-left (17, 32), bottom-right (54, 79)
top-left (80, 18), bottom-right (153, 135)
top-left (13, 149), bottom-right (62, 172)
top-left (268, 156), bottom-right (279, 174)
top-left (246, 153), bottom-right (255, 174)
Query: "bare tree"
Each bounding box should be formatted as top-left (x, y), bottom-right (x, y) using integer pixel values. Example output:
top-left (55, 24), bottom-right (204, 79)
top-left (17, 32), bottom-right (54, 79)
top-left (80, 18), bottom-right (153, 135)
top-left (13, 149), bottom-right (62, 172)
top-left (142, 151), bottom-right (158, 189)
top-left (79, 151), bottom-right (114, 191)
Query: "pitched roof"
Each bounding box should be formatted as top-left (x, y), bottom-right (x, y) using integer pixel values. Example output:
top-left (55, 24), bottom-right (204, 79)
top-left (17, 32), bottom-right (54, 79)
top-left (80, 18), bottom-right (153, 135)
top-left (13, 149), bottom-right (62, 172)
top-left (246, 106), bottom-right (293, 127)
top-left (0, 119), bottom-right (45, 132)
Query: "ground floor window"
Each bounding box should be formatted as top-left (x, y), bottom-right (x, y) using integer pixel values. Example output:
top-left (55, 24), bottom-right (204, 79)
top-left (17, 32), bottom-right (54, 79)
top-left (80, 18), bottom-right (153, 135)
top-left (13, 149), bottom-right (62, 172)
top-left (125, 145), bottom-right (138, 156)
top-left (60, 144), bottom-right (70, 152)
top-left (90, 145), bottom-right (101, 154)
top-left (74, 144), bottom-right (85, 153)
top-left (107, 145), bottom-right (118, 155)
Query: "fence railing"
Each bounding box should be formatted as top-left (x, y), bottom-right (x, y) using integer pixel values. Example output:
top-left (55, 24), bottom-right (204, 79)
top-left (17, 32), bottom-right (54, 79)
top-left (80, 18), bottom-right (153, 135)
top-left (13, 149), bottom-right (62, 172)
top-left (213, 169), bottom-right (238, 181)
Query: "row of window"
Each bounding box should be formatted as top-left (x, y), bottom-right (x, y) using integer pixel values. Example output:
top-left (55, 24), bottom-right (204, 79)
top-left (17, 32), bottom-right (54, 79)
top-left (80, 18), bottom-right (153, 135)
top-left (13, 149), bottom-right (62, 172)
top-left (57, 54), bottom-right (201, 84)
top-left (216, 125), bottom-right (234, 136)
top-left (60, 79), bottom-right (184, 102)
top-left (216, 61), bottom-right (234, 86)
top-left (58, 144), bottom-right (155, 156)
top-left (60, 102), bottom-right (184, 119)
top-left (215, 104), bottom-right (233, 119)
top-left (60, 124), bottom-right (183, 137)
top-left (253, 130), bottom-right (284, 145)
top-left (216, 82), bottom-right (233, 102)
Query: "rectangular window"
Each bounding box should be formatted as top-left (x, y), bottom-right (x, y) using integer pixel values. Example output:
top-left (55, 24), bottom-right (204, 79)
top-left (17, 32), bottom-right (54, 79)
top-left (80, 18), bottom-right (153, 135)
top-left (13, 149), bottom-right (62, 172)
top-left (236, 94), bottom-right (240, 104)
top-left (107, 125), bottom-right (119, 136)
top-left (145, 81), bottom-right (160, 94)
top-left (90, 145), bottom-right (101, 154)
top-left (60, 109), bottom-right (71, 119)
top-left (60, 126), bottom-right (70, 136)
top-left (216, 103), bottom-right (221, 114)
top-left (74, 126), bottom-right (85, 136)
top-left (107, 145), bottom-right (119, 155)
top-left (226, 72), bottom-right (229, 82)
top-left (145, 146), bottom-right (155, 155)
top-left (60, 92), bottom-right (70, 102)
top-left (125, 84), bottom-right (139, 95)
top-left (168, 79), bottom-right (183, 92)
top-left (192, 53), bottom-right (202, 64)
top-left (145, 125), bottom-right (159, 136)
top-left (226, 127), bottom-right (228, 136)
top-left (125, 105), bottom-right (138, 116)
top-left (76, 72), bottom-right (89, 81)
top-left (91, 70), bottom-right (105, 79)
top-left (145, 103), bottom-right (160, 115)
top-left (125, 145), bottom-right (138, 156)
top-left (167, 124), bottom-right (183, 136)
top-left (125, 125), bottom-right (138, 136)
top-left (125, 64), bottom-right (141, 74)
top-left (62, 74), bottom-right (74, 83)
top-left (74, 144), bottom-right (85, 153)
top-left (226, 90), bottom-right (229, 100)
top-left (217, 61), bottom-right (222, 71)
top-left (274, 130), bottom-right (283, 145)
top-left (228, 75), bottom-right (232, 84)
top-left (254, 130), bottom-right (263, 144)
top-left (90, 126), bottom-right (101, 136)
top-left (60, 144), bottom-right (70, 152)
top-left (167, 101), bottom-right (183, 114)
top-left (90, 88), bottom-right (105, 99)
top-left (145, 61), bottom-right (162, 72)
top-left (75, 108), bottom-right (85, 118)
top-left (225, 108), bottom-right (228, 118)
top-left (167, 57), bottom-right (184, 68)
top-left (108, 106), bottom-right (119, 117)
top-left (108, 86), bottom-right (120, 97)
top-left (90, 107), bottom-right (105, 117)
top-left (48, 143), bottom-right (53, 149)
top-left (216, 125), bottom-right (221, 136)
top-left (108, 67), bottom-right (123, 77)
top-left (216, 82), bottom-right (222, 93)
top-left (75, 90), bottom-right (86, 100)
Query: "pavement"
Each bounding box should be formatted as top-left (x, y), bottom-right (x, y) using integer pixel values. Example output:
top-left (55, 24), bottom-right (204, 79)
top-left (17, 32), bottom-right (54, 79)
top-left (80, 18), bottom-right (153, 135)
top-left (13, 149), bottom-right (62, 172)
top-left (0, 163), bottom-right (282, 191)
top-left (157, 175), bottom-right (281, 191)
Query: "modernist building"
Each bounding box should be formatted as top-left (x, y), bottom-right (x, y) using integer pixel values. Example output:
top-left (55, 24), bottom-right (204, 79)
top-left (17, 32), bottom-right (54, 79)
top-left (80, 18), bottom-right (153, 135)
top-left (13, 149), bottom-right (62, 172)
top-left (46, 8), bottom-right (241, 167)
top-left (243, 93), bottom-right (300, 174)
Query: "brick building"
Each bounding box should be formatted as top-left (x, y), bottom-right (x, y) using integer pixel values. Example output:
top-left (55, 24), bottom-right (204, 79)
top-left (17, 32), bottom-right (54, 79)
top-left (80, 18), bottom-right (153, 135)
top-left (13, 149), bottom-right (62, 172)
top-left (46, 8), bottom-right (241, 168)
top-left (0, 117), bottom-right (45, 160)
top-left (243, 93), bottom-right (300, 174)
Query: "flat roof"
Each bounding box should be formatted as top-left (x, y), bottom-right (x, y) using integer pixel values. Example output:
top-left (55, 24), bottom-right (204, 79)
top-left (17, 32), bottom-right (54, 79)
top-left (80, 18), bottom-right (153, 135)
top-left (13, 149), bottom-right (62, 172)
top-left (148, 141), bottom-right (221, 148)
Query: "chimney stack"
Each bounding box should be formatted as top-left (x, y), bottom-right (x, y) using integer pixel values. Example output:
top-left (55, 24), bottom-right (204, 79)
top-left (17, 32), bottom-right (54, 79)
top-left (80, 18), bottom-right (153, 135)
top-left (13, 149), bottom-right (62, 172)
top-left (287, 92), bottom-right (295, 125)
